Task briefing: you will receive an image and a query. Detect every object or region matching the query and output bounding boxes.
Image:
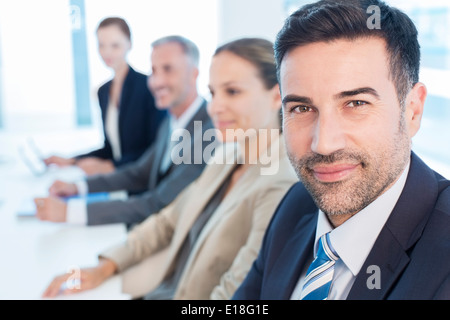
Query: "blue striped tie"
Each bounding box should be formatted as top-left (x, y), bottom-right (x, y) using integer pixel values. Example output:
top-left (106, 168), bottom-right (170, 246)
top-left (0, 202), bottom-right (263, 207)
top-left (300, 232), bottom-right (339, 300)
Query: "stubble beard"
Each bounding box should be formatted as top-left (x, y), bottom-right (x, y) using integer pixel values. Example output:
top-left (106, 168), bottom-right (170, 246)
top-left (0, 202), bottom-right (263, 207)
top-left (288, 120), bottom-right (411, 217)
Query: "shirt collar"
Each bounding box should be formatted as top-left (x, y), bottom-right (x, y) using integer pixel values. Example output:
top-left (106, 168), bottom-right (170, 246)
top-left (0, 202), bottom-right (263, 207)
top-left (314, 160), bottom-right (410, 276)
top-left (169, 95), bottom-right (204, 132)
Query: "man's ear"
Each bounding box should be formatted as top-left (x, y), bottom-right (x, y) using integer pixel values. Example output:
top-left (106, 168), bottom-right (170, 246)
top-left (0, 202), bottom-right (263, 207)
top-left (192, 66), bottom-right (199, 81)
top-left (404, 82), bottom-right (427, 138)
top-left (270, 84), bottom-right (282, 111)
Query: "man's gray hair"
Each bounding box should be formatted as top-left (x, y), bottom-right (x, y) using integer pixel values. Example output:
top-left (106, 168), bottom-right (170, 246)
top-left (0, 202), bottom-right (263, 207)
top-left (151, 35), bottom-right (200, 67)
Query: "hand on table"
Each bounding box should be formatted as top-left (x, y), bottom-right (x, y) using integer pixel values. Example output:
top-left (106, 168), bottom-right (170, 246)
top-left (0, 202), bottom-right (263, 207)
top-left (34, 197), bottom-right (68, 223)
top-left (43, 156), bottom-right (76, 167)
top-left (49, 180), bottom-right (78, 197)
top-left (42, 259), bottom-right (118, 298)
top-left (76, 158), bottom-right (115, 176)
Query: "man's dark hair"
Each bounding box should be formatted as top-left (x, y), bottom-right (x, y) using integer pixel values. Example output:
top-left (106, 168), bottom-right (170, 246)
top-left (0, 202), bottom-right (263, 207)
top-left (274, 0), bottom-right (420, 107)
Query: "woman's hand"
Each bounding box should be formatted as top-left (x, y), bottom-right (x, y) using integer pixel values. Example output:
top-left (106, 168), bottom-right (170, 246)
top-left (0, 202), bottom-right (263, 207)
top-left (42, 259), bottom-right (118, 298)
top-left (43, 156), bottom-right (76, 167)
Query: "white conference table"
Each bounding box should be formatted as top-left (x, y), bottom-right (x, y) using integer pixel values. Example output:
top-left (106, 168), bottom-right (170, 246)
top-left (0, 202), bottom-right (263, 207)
top-left (0, 133), bottom-right (130, 300)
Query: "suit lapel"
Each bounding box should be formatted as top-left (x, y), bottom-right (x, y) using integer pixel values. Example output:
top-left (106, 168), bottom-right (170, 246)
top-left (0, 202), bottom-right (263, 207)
top-left (183, 100), bottom-right (209, 155)
top-left (347, 228), bottom-right (410, 299)
top-left (347, 153), bottom-right (439, 299)
top-left (164, 156), bottom-right (237, 278)
top-left (191, 160), bottom-right (250, 255)
top-left (270, 210), bottom-right (317, 299)
top-left (191, 135), bottom-right (285, 255)
top-left (161, 100), bottom-right (210, 173)
top-left (175, 163), bottom-right (238, 267)
top-left (148, 118), bottom-right (171, 188)
top-left (117, 66), bottom-right (133, 134)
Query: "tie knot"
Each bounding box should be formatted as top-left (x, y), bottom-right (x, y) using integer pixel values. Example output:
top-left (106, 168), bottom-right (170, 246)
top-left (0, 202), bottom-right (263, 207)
top-left (316, 233), bottom-right (339, 262)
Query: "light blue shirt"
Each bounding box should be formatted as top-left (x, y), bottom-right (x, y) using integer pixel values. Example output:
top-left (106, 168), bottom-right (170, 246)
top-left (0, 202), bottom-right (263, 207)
top-left (290, 161), bottom-right (410, 300)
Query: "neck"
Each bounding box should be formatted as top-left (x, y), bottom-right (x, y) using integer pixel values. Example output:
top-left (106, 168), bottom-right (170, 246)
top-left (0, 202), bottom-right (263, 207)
top-left (169, 90), bottom-right (198, 119)
top-left (327, 213), bottom-right (354, 229)
top-left (113, 61), bottom-right (129, 81)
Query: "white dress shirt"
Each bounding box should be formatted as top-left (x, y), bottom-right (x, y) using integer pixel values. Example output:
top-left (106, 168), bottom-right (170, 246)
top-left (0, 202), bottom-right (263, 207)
top-left (66, 96), bottom-right (204, 225)
top-left (105, 101), bottom-right (122, 162)
top-left (290, 161), bottom-right (410, 300)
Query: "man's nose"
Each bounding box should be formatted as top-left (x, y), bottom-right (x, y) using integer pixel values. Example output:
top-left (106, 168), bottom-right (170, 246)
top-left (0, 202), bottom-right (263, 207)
top-left (310, 111), bottom-right (347, 156)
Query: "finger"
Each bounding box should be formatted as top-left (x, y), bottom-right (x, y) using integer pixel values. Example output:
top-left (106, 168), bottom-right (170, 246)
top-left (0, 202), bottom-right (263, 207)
top-left (58, 275), bottom-right (85, 296)
top-left (34, 198), bottom-right (46, 219)
top-left (48, 182), bottom-right (59, 195)
top-left (42, 275), bottom-right (68, 298)
top-left (49, 181), bottom-right (64, 196)
top-left (34, 198), bottom-right (45, 206)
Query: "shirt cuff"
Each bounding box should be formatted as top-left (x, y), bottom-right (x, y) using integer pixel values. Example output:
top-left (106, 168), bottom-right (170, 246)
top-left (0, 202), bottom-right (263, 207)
top-left (66, 198), bottom-right (88, 226)
top-left (75, 180), bottom-right (88, 196)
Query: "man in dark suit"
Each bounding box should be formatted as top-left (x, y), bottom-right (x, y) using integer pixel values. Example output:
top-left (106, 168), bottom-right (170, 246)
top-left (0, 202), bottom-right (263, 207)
top-left (233, 0), bottom-right (450, 300)
top-left (35, 36), bottom-right (218, 227)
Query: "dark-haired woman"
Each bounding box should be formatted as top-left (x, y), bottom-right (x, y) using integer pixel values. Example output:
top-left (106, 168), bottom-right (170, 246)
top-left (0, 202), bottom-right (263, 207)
top-left (45, 17), bottom-right (166, 175)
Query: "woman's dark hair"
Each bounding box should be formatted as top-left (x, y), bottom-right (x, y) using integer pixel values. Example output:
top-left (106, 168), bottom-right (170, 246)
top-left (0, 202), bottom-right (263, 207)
top-left (275, 0), bottom-right (420, 107)
top-left (97, 17), bottom-right (131, 42)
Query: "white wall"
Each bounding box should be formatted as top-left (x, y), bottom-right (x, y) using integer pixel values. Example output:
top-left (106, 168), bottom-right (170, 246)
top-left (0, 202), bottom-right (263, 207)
top-left (217, 0), bottom-right (286, 45)
top-left (85, 0), bottom-right (219, 101)
top-left (0, 0), bottom-right (75, 132)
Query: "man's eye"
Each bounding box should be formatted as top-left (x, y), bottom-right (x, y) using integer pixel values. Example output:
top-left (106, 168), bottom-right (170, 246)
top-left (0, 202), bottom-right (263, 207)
top-left (292, 105), bottom-right (313, 113)
top-left (347, 100), bottom-right (368, 107)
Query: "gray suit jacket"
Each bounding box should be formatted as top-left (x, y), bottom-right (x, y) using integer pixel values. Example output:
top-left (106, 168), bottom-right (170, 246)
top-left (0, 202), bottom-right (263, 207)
top-left (85, 99), bottom-right (217, 226)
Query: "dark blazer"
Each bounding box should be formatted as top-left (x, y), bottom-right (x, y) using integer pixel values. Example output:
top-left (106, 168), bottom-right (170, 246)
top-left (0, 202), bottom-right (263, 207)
top-left (233, 152), bottom-right (450, 300)
top-left (84, 99), bottom-right (218, 226)
top-left (77, 65), bottom-right (167, 167)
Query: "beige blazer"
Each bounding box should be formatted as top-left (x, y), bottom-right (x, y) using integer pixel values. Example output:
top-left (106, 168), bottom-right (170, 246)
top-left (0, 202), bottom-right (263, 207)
top-left (100, 135), bottom-right (297, 299)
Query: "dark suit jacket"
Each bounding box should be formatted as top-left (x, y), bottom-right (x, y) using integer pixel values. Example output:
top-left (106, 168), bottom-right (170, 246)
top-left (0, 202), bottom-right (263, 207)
top-left (77, 65), bottom-right (167, 167)
top-left (233, 152), bottom-right (450, 300)
top-left (84, 100), bottom-right (218, 226)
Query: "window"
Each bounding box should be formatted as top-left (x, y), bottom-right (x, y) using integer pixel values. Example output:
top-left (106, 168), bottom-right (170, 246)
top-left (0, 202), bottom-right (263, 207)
top-left (0, 0), bottom-right (218, 134)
